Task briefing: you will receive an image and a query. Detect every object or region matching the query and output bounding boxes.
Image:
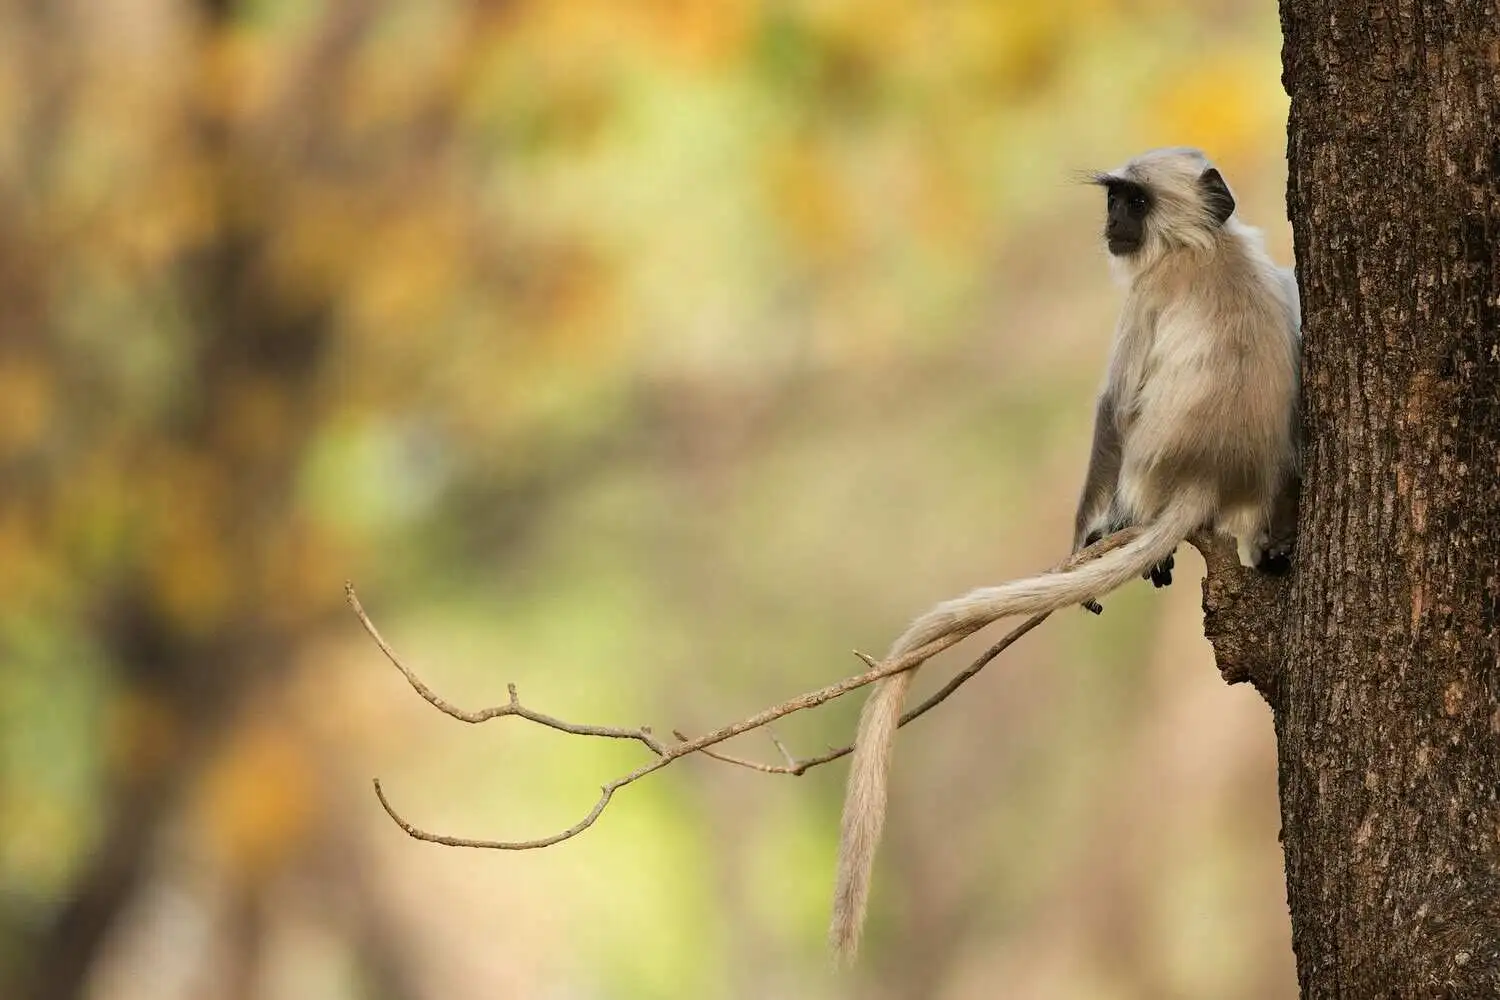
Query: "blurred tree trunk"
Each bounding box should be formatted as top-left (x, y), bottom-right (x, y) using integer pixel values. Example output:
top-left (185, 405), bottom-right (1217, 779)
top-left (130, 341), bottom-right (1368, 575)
top-left (17, 2), bottom-right (333, 997)
top-left (1214, 3), bottom-right (1499, 997)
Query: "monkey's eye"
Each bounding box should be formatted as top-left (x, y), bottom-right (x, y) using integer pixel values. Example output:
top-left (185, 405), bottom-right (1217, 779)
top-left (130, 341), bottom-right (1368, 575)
top-left (1126, 193), bottom-right (1149, 214)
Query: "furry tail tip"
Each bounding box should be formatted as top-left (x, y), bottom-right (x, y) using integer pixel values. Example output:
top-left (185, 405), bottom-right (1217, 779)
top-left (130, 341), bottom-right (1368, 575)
top-left (829, 907), bottom-right (861, 968)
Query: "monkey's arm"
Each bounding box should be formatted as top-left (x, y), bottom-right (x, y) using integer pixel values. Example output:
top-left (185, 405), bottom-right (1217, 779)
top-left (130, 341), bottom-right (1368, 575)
top-left (1071, 393), bottom-right (1126, 613)
top-left (1073, 392), bottom-right (1123, 550)
top-left (1072, 392), bottom-right (1175, 598)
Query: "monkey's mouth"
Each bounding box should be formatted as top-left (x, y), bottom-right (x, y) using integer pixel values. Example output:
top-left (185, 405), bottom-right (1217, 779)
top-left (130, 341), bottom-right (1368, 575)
top-left (1107, 237), bottom-right (1141, 256)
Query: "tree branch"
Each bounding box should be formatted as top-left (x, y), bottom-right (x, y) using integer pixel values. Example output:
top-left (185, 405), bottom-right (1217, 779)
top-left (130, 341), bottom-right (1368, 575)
top-left (352, 529), bottom-right (1141, 850)
top-left (1188, 529), bottom-right (1288, 702)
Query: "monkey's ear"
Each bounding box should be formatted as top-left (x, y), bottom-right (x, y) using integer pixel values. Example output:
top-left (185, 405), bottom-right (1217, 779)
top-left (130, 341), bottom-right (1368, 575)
top-left (1199, 167), bottom-right (1236, 225)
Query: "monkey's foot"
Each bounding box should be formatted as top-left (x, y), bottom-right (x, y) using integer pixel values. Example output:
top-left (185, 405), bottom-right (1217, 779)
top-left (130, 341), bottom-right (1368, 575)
top-left (1082, 599), bottom-right (1104, 615)
top-left (1143, 551), bottom-right (1175, 588)
top-left (1256, 540), bottom-right (1294, 576)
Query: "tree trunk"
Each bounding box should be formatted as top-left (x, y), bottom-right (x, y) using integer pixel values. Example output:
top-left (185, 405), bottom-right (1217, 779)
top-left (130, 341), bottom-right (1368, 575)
top-left (1206, 3), bottom-right (1500, 997)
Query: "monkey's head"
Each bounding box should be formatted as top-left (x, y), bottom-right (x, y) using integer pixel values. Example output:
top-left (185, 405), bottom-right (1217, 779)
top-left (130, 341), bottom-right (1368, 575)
top-left (1092, 147), bottom-right (1237, 264)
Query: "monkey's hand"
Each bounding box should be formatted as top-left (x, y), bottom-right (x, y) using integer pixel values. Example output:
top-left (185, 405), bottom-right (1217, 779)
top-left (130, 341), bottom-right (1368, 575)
top-left (1079, 526), bottom-right (1114, 614)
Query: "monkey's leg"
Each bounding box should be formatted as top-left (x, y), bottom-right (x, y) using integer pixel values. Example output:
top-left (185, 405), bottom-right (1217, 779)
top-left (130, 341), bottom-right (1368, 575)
top-left (1085, 521), bottom-right (1174, 594)
top-left (1146, 552), bottom-right (1175, 588)
top-left (1257, 474), bottom-right (1301, 574)
top-left (1080, 512), bottom-right (1173, 612)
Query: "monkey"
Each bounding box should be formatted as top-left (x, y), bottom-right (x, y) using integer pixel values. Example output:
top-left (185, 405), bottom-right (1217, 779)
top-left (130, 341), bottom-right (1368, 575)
top-left (1070, 156), bottom-right (1303, 605)
top-left (829, 147), bottom-right (1302, 963)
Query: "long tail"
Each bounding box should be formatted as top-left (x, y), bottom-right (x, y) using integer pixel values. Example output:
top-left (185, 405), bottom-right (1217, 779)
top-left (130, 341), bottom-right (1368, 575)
top-left (828, 490), bottom-right (1212, 963)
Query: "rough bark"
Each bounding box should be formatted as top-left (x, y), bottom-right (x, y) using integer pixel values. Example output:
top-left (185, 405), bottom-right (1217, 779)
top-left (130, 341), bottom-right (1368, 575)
top-left (1202, 3), bottom-right (1500, 997)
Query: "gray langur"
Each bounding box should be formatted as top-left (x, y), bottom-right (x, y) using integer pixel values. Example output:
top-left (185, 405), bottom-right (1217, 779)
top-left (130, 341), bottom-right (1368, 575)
top-left (829, 147), bottom-right (1302, 963)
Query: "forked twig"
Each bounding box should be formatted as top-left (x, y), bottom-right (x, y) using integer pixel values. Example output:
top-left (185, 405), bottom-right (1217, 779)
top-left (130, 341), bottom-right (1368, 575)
top-left (671, 611), bottom-right (1052, 774)
top-left (353, 528), bottom-right (1141, 849)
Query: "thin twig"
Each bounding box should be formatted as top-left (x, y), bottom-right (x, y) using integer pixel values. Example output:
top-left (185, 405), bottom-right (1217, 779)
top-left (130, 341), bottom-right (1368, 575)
top-left (353, 527), bottom-right (1141, 849)
top-left (670, 612), bottom-right (1051, 774)
top-left (662, 530), bottom-right (1137, 773)
top-left (355, 589), bottom-right (976, 847)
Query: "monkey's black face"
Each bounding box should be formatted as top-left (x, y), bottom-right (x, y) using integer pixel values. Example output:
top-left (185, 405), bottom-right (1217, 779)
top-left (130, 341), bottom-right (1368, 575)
top-left (1103, 179), bottom-right (1151, 256)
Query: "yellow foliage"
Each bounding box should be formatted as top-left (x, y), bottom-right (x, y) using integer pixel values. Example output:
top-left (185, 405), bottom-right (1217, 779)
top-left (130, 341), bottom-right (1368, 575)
top-left (762, 143), bottom-right (853, 263)
top-left (193, 717), bottom-right (316, 879)
top-left (632, 0), bottom-right (757, 67)
top-left (253, 516), bottom-right (345, 629)
top-left (966, 4), bottom-right (1074, 97)
top-left (798, 0), bottom-right (922, 46)
top-left (265, 180), bottom-right (376, 308)
top-left (0, 357), bottom-right (53, 458)
top-left (343, 203), bottom-right (465, 341)
top-left (525, 0), bottom-right (755, 70)
top-left (151, 526), bottom-right (232, 635)
top-left (195, 23), bottom-right (275, 125)
top-left (120, 152), bottom-right (223, 269)
top-left (0, 505), bottom-right (48, 605)
top-left (0, 792), bottom-right (82, 890)
top-left (799, 0), bottom-right (1109, 98)
top-left (1144, 51), bottom-right (1286, 166)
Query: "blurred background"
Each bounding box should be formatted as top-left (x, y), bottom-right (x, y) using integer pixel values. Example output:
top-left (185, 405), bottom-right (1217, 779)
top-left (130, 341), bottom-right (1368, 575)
top-left (0, 1), bottom-right (1298, 997)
